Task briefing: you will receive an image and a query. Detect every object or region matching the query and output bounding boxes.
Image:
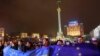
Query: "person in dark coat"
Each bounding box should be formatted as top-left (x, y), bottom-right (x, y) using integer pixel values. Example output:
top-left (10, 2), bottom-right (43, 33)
top-left (24, 41), bottom-right (34, 52)
top-left (0, 41), bottom-right (4, 56)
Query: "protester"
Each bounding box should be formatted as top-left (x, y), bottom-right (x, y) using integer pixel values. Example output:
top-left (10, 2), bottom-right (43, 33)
top-left (18, 40), bottom-right (25, 52)
top-left (56, 40), bottom-right (64, 46)
top-left (0, 41), bottom-right (4, 56)
top-left (2, 37), bottom-right (100, 56)
top-left (23, 41), bottom-right (34, 52)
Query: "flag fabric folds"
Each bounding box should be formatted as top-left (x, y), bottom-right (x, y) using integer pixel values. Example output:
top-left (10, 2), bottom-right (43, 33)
top-left (3, 46), bottom-right (24, 56)
top-left (3, 44), bottom-right (100, 56)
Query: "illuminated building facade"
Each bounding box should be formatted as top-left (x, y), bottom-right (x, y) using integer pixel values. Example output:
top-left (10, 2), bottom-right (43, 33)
top-left (67, 20), bottom-right (84, 37)
top-left (43, 35), bottom-right (48, 38)
top-left (90, 25), bottom-right (100, 39)
top-left (0, 27), bottom-right (5, 40)
top-left (21, 33), bottom-right (28, 38)
top-left (32, 33), bottom-right (40, 38)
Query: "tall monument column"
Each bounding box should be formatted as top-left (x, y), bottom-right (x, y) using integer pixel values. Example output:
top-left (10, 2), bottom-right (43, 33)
top-left (56, 0), bottom-right (64, 39)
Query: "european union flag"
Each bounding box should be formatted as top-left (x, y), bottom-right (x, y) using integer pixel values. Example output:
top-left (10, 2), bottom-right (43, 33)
top-left (51, 45), bottom-right (78, 56)
top-left (3, 45), bottom-right (100, 56)
top-left (75, 43), bottom-right (100, 56)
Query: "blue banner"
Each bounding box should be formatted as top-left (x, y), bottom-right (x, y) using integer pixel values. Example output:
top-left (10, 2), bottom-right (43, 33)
top-left (3, 46), bottom-right (50, 56)
top-left (29, 46), bottom-right (49, 56)
top-left (3, 44), bottom-right (100, 56)
top-left (3, 46), bottom-right (24, 56)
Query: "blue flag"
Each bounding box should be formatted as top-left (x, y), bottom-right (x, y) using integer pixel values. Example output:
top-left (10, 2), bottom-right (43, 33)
top-left (29, 46), bottom-right (49, 56)
top-left (3, 46), bottom-right (24, 56)
top-left (3, 45), bottom-right (100, 56)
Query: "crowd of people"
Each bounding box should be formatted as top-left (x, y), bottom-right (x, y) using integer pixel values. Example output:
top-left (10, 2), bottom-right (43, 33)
top-left (0, 37), bottom-right (100, 56)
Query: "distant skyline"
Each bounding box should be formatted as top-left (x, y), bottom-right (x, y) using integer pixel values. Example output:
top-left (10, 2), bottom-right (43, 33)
top-left (0, 0), bottom-right (100, 36)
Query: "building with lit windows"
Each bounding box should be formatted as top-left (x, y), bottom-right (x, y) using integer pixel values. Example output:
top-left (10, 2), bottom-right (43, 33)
top-left (66, 20), bottom-right (84, 37)
top-left (21, 33), bottom-right (28, 38)
top-left (0, 27), bottom-right (5, 40)
top-left (43, 35), bottom-right (48, 38)
top-left (31, 33), bottom-right (40, 38)
top-left (90, 25), bottom-right (100, 39)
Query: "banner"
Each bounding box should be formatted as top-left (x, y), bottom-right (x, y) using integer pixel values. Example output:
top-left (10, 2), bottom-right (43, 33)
top-left (3, 46), bottom-right (24, 56)
top-left (3, 46), bottom-right (50, 56)
top-left (3, 45), bottom-right (100, 56)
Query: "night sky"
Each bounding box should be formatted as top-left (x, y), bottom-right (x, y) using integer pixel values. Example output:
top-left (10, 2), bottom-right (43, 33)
top-left (0, 0), bottom-right (100, 36)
